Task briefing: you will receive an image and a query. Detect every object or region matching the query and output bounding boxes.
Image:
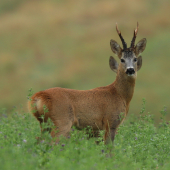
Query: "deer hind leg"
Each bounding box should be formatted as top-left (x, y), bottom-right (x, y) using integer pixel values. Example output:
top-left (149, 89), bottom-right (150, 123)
top-left (28, 94), bottom-right (53, 141)
top-left (50, 119), bottom-right (73, 144)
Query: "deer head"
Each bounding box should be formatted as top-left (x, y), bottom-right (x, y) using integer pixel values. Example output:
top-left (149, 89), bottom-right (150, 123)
top-left (109, 23), bottom-right (147, 76)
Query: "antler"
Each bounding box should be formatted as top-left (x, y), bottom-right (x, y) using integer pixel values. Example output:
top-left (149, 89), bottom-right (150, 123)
top-left (116, 23), bottom-right (127, 50)
top-left (130, 22), bottom-right (139, 48)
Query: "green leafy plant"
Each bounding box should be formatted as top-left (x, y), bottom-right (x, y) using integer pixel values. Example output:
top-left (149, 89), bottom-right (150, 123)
top-left (0, 100), bottom-right (170, 169)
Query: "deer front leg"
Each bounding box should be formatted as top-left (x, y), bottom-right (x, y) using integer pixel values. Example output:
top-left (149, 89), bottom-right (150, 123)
top-left (104, 128), bottom-right (117, 145)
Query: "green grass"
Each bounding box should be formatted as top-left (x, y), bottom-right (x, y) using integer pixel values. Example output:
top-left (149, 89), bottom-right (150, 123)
top-left (1, 100), bottom-right (170, 170)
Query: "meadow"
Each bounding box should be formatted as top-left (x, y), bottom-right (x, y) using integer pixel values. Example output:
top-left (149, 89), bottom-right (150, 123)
top-left (1, 99), bottom-right (170, 170)
top-left (1, 1), bottom-right (170, 169)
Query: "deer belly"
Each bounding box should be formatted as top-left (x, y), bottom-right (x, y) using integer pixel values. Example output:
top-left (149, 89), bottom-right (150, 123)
top-left (74, 112), bottom-right (104, 130)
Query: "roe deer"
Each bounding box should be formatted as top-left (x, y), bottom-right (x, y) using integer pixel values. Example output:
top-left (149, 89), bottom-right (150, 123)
top-left (28, 23), bottom-right (147, 144)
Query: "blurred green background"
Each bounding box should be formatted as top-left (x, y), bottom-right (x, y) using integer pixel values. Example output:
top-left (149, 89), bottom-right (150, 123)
top-left (0, 0), bottom-right (170, 122)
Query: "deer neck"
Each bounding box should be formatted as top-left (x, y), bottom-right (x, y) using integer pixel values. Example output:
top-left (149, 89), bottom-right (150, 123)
top-left (113, 68), bottom-right (136, 105)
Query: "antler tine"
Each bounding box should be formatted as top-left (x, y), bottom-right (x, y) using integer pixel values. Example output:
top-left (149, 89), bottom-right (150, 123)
top-left (116, 23), bottom-right (121, 35)
top-left (131, 22), bottom-right (139, 48)
top-left (116, 23), bottom-right (127, 50)
top-left (134, 22), bottom-right (139, 36)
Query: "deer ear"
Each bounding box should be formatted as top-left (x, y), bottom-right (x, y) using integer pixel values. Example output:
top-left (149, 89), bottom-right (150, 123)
top-left (137, 55), bottom-right (142, 71)
top-left (109, 56), bottom-right (118, 73)
top-left (135, 38), bottom-right (147, 56)
top-left (110, 39), bottom-right (122, 59)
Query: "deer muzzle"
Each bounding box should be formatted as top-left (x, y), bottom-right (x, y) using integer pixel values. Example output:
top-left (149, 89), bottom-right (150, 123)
top-left (126, 68), bottom-right (135, 76)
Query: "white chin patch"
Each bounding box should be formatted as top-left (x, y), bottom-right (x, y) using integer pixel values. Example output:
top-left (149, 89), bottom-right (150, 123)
top-left (127, 74), bottom-right (135, 77)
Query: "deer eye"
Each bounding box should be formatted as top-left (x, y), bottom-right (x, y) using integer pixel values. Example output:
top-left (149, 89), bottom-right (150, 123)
top-left (121, 59), bottom-right (125, 63)
top-left (134, 58), bottom-right (137, 62)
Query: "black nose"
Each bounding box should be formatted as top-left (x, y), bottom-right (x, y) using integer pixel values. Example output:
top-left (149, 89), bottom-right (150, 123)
top-left (126, 68), bottom-right (135, 75)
